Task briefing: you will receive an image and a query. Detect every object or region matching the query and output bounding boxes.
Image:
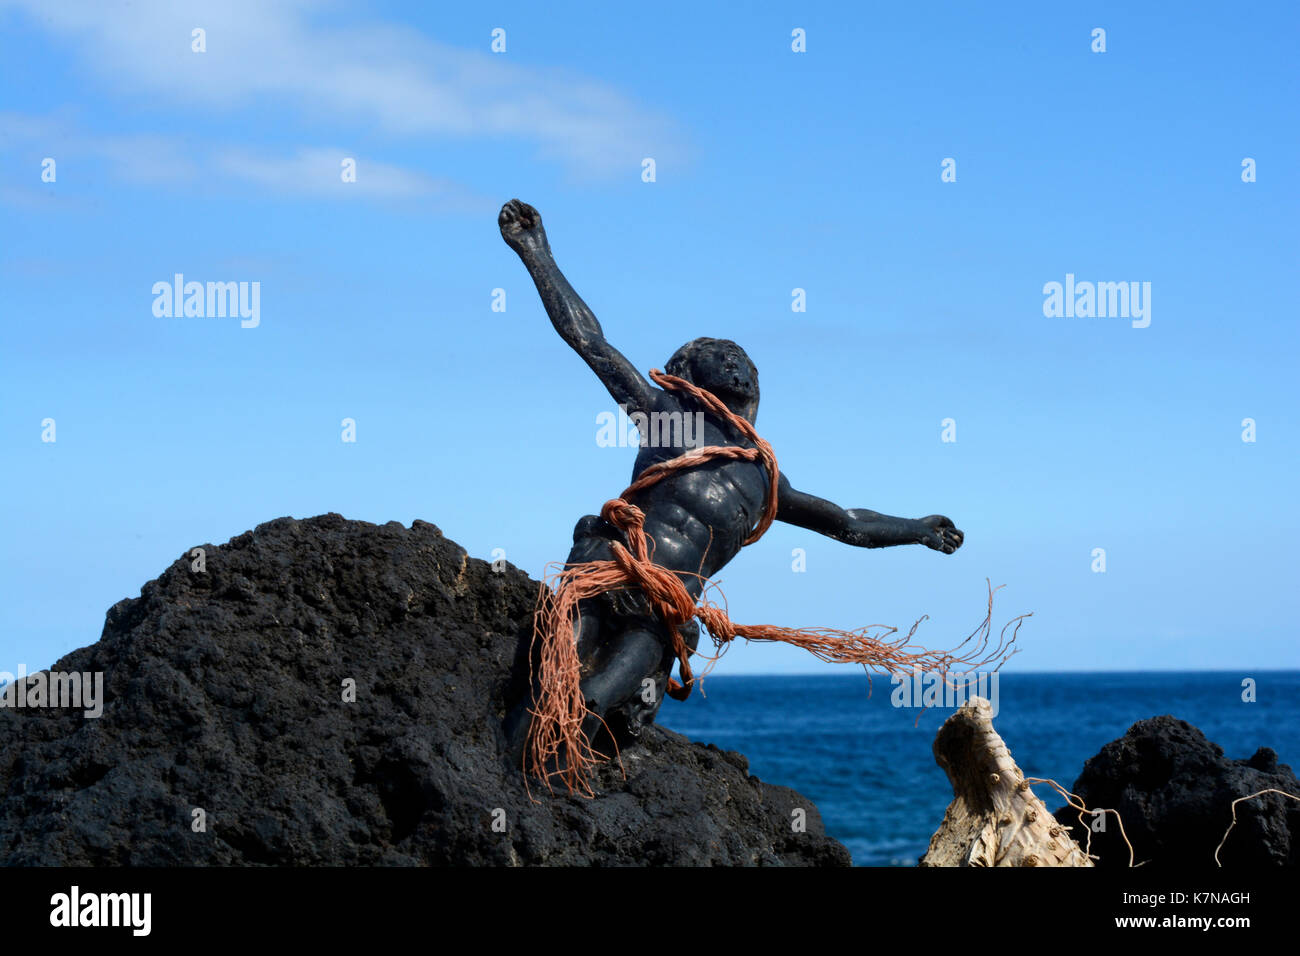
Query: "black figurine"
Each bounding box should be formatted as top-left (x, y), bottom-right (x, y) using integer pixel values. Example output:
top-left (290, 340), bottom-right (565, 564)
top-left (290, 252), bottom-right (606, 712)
top-left (499, 199), bottom-right (962, 757)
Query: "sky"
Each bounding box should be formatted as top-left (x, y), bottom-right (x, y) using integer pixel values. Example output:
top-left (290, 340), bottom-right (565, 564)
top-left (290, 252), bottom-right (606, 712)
top-left (1, 0), bottom-right (1297, 677)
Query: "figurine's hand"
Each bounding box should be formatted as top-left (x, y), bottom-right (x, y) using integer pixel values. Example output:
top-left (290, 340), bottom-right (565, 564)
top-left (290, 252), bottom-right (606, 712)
top-left (499, 198), bottom-right (549, 256)
top-left (918, 515), bottom-right (963, 554)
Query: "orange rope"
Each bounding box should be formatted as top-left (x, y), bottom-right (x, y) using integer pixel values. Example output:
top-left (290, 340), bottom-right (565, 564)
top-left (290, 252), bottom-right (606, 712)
top-left (526, 368), bottom-right (1018, 797)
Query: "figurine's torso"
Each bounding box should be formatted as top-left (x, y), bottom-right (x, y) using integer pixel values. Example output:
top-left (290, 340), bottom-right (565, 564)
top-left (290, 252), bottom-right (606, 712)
top-left (624, 400), bottom-right (768, 587)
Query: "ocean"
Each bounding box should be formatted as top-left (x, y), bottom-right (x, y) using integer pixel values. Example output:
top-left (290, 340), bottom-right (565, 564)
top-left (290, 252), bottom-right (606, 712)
top-left (657, 671), bottom-right (1300, 866)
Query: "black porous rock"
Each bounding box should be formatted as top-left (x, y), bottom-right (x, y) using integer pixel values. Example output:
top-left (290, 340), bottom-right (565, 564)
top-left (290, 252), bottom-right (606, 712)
top-left (1054, 715), bottom-right (1300, 866)
top-left (0, 514), bottom-right (850, 866)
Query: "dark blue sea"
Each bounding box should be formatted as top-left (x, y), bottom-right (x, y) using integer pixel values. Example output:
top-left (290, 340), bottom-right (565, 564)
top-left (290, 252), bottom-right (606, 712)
top-left (657, 671), bottom-right (1300, 866)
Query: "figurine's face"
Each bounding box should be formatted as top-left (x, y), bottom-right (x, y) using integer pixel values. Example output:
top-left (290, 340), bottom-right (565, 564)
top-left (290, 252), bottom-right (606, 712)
top-left (693, 342), bottom-right (756, 402)
top-left (667, 338), bottom-right (759, 422)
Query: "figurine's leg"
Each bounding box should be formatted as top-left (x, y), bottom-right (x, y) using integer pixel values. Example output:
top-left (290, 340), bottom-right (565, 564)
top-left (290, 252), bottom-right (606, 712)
top-left (573, 598), bottom-right (605, 666)
top-left (503, 603), bottom-right (604, 760)
top-left (505, 518), bottom-right (609, 748)
top-left (586, 614), bottom-right (702, 743)
top-left (578, 625), bottom-right (664, 756)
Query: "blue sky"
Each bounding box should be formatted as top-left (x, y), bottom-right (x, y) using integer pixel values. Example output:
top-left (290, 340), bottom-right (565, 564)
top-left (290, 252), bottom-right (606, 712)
top-left (2, 0), bottom-right (1296, 676)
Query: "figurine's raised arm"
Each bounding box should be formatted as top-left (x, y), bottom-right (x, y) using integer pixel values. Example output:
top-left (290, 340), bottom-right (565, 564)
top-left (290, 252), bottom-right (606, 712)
top-left (500, 199), bottom-right (656, 415)
top-left (776, 472), bottom-right (964, 553)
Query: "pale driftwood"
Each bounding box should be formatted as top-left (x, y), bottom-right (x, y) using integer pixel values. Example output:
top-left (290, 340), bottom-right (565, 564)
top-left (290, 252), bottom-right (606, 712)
top-left (920, 696), bottom-right (1092, 867)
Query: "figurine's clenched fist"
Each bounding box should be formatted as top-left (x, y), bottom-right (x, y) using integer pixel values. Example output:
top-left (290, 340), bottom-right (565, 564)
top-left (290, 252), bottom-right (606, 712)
top-left (499, 198), bottom-right (549, 256)
top-left (918, 515), bottom-right (963, 554)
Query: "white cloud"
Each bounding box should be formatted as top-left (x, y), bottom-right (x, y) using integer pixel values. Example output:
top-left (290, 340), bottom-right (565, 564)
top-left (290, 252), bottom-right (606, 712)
top-left (0, 111), bottom-right (490, 208)
top-left (0, 110), bottom-right (200, 187)
top-left (215, 147), bottom-right (466, 199)
top-left (1, 0), bottom-right (683, 177)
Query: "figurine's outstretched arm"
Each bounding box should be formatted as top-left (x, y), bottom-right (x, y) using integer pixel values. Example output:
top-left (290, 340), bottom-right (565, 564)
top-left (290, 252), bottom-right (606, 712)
top-left (499, 199), bottom-right (656, 415)
top-left (776, 473), bottom-right (963, 553)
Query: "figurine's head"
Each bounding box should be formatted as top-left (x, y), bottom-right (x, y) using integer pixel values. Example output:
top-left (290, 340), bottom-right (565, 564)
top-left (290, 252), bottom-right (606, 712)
top-left (665, 337), bottom-right (759, 423)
